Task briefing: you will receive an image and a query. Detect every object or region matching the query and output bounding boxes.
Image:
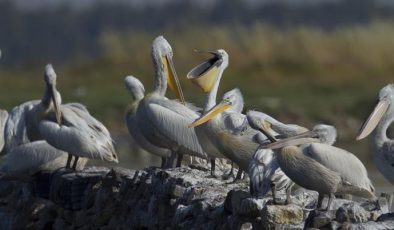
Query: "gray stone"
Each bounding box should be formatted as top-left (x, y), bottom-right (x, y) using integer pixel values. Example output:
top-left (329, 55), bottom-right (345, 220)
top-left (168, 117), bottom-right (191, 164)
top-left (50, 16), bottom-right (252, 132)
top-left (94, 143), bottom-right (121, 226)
top-left (342, 220), bottom-right (394, 230)
top-left (238, 197), bottom-right (267, 216)
top-left (0, 166), bottom-right (391, 230)
top-left (224, 190), bottom-right (250, 214)
top-left (336, 202), bottom-right (372, 223)
top-left (261, 204), bottom-right (304, 227)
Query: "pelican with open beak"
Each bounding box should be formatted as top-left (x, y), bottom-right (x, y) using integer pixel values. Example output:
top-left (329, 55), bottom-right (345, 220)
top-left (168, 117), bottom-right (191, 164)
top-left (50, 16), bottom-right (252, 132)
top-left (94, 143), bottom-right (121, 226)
top-left (135, 36), bottom-right (207, 167)
top-left (261, 124), bottom-right (375, 210)
top-left (356, 84), bottom-right (394, 184)
top-left (188, 49), bottom-right (261, 179)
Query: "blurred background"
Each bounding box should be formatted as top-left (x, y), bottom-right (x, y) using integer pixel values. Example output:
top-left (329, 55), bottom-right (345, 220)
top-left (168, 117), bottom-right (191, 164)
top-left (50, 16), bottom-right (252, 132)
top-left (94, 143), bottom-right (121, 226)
top-left (0, 0), bottom-right (393, 192)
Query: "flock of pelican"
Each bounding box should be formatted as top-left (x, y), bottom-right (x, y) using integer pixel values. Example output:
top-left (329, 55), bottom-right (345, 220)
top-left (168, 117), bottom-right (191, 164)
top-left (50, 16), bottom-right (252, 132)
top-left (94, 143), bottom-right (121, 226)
top-left (0, 36), bottom-right (393, 211)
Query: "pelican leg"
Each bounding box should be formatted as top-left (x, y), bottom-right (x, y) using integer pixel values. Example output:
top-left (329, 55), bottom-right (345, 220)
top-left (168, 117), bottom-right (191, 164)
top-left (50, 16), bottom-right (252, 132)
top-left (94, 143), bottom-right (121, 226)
top-left (66, 154), bottom-right (73, 169)
top-left (166, 152), bottom-right (177, 168)
top-left (317, 193), bottom-right (324, 210)
top-left (210, 158), bottom-right (216, 177)
top-left (326, 193), bottom-right (335, 211)
top-left (235, 169), bottom-right (243, 180)
top-left (176, 153), bottom-right (183, 167)
top-left (161, 157), bottom-right (167, 168)
top-left (72, 156), bottom-right (79, 170)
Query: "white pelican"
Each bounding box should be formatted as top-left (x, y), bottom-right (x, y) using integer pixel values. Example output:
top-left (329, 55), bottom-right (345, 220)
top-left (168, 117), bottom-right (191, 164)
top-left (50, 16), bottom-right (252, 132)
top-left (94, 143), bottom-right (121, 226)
top-left (188, 50), bottom-right (261, 178)
top-left (4, 100), bottom-right (39, 152)
top-left (124, 75), bottom-right (171, 167)
top-left (264, 124), bottom-right (376, 210)
top-left (246, 110), bottom-right (311, 202)
top-left (0, 141), bottom-right (87, 177)
top-left (0, 109), bottom-right (8, 152)
top-left (3, 64), bottom-right (62, 152)
top-left (356, 84), bottom-right (394, 184)
top-left (192, 87), bottom-right (246, 177)
top-left (135, 36), bottom-right (207, 167)
top-left (34, 64), bottom-right (118, 169)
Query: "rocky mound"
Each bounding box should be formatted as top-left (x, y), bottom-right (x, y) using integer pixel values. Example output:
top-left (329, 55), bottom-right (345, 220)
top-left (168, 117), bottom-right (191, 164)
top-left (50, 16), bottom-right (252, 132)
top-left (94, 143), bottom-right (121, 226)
top-left (0, 166), bottom-right (392, 229)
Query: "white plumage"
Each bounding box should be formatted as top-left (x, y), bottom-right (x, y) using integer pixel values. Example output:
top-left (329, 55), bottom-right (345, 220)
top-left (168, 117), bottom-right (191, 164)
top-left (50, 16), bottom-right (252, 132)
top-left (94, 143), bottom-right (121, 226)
top-left (0, 141), bottom-right (87, 175)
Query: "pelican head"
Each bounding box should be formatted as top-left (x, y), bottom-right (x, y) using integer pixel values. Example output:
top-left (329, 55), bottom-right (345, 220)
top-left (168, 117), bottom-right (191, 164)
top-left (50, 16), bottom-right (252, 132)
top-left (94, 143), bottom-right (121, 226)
top-left (264, 124), bottom-right (337, 150)
top-left (44, 64), bottom-right (61, 124)
top-left (151, 36), bottom-right (185, 104)
top-left (189, 87), bottom-right (241, 127)
top-left (246, 110), bottom-right (278, 143)
top-left (223, 88), bottom-right (244, 113)
top-left (357, 84), bottom-right (394, 140)
top-left (124, 75), bottom-right (145, 101)
top-left (187, 49), bottom-right (229, 94)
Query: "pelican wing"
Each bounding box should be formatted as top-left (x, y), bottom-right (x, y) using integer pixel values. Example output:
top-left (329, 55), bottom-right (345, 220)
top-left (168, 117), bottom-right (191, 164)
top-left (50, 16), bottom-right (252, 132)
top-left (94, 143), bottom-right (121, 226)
top-left (249, 148), bottom-right (275, 197)
top-left (172, 99), bottom-right (202, 114)
top-left (65, 102), bottom-right (89, 113)
top-left (304, 143), bottom-right (374, 192)
top-left (143, 98), bottom-right (206, 158)
top-left (218, 130), bottom-right (259, 171)
top-left (0, 141), bottom-right (68, 174)
top-left (39, 106), bottom-right (117, 162)
top-left (0, 109), bottom-right (9, 152)
top-left (249, 148), bottom-right (293, 197)
top-left (125, 103), bottom-right (170, 158)
top-left (4, 100), bottom-right (40, 152)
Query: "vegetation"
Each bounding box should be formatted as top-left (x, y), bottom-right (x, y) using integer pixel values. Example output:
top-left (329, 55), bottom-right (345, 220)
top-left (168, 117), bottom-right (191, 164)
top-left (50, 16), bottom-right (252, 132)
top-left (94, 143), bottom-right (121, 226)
top-left (2, 21), bottom-right (394, 176)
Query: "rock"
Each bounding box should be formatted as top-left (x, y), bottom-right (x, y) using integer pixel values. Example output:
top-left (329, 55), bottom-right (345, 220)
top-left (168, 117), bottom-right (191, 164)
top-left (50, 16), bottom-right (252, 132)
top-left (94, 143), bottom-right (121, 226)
top-left (377, 213), bottom-right (394, 222)
top-left (0, 166), bottom-right (391, 229)
top-left (343, 220), bottom-right (394, 230)
top-left (336, 202), bottom-right (373, 223)
top-left (224, 190), bottom-right (250, 214)
top-left (0, 181), bottom-right (14, 198)
top-left (240, 222), bottom-right (252, 230)
top-left (261, 204), bottom-right (304, 227)
top-left (238, 198), bottom-right (267, 217)
top-left (292, 188), bottom-right (319, 209)
top-left (312, 212), bottom-right (333, 228)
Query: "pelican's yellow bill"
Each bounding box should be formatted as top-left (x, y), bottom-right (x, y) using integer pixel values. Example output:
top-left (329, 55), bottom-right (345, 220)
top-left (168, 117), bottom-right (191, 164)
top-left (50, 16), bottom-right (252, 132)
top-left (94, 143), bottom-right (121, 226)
top-left (189, 103), bottom-right (231, 127)
top-left (189, 65), bottom-right (220, 93)
top-left (163, 55), bottom-right (185, 104)
top-left (356, 99), bottom-right (389, 140)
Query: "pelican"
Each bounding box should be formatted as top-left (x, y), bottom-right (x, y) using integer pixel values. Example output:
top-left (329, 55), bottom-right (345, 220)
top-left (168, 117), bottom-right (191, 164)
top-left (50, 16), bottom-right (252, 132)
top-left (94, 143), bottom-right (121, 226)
top-left (192, 87), bottom-right (246, 177)
top-left (3, 64), bottom-right (89, 153)
top-left (124, 75), bottom-right (171, 167)
top-left (124, 75), bottom-right (209, 168)
top-left (263, 124), bottom-right (375, 210)
top-left (356, 84), bottom-right (394, 184)
top-left (0, 109), bottom-right (8, 152)
top-left (3, 64), bottom-right (62, 152)
top-left (0, 141), bottom-right (87, 177)
top-left (188, 50), bottom-right (260, 178)
top-left (246, 110), bottom-right (310, 201)
top-left (4, 100), bottom-right (39, 152)
top-left (35, 65), bottom-right (118, 169)
top-left (135, 36), bottom-right (207, 167)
